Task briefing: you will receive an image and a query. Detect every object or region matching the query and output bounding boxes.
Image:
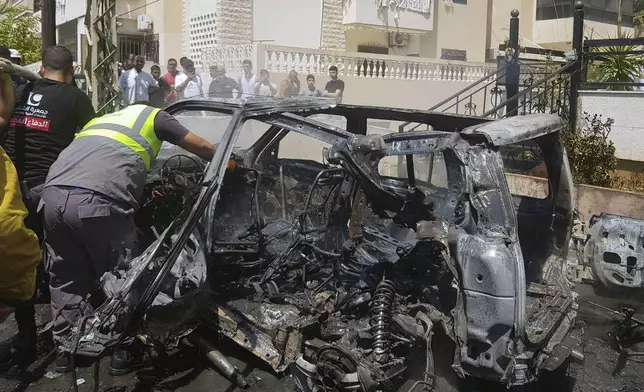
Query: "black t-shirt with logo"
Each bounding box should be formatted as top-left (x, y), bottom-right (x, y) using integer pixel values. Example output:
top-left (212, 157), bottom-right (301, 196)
top-left (3, 78), bottom-right (96, 188)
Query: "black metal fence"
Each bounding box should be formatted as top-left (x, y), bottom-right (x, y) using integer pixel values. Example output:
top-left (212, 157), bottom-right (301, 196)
top-left (417, 3), bottom-right (588, 133)
top-left (581, 36), bottom-right (644, 90)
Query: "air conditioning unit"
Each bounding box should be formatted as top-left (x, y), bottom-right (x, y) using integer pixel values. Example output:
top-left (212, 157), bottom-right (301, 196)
top-left (137, 14), bottom-right (153, 32)
top-left (389, 32), bottom-right (409, 47)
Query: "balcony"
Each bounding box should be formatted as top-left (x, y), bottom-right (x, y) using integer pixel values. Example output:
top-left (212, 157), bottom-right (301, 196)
top-left (201, 43), bottom-right (497, 111)
top-left (343, 0), bottom-right (434, 33)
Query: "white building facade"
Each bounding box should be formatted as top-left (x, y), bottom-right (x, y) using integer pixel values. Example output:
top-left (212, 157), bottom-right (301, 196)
top-left (54, 0), bottom-right (183, 66)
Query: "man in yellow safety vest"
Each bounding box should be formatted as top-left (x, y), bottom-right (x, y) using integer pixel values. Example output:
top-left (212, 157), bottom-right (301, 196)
top-left (39, 103), bottom-right (216, 375)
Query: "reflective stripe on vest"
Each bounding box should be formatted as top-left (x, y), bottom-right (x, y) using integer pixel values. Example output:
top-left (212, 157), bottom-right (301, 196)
top-left (75, 105), bottom-right (162, 169)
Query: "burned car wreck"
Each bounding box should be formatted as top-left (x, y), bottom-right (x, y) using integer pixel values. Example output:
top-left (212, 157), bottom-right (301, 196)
top-left (64, 99), bottom-right (582, 390)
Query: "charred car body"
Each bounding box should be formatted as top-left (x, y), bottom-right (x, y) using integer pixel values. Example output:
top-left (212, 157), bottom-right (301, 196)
top-left (65, 98), bottom-right (582, 390)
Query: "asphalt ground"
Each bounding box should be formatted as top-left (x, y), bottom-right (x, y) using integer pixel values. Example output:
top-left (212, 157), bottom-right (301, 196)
top-left (1, 283), bottom-right (644, 392)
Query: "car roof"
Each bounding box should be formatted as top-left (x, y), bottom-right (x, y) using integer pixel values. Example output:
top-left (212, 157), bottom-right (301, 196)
top-left (168, 98), bottom-right (564, 145)
top-left (460, 113), bottom-right (565, 146)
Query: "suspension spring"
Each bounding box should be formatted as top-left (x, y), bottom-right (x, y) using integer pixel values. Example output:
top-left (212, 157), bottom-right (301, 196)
top-left (370, 279), bottom-right (395, 364)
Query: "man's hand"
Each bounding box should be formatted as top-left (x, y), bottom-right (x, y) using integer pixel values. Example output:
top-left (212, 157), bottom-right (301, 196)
top-left (188, 72), bottom-right (195, 81)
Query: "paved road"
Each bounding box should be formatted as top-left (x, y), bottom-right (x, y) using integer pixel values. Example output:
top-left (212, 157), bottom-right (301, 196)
top-left (2, 283), bottom-right (644, 392)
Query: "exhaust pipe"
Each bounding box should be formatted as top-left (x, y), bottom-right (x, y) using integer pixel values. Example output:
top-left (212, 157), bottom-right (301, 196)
top-left (186, 334), bottom-right (248, 388)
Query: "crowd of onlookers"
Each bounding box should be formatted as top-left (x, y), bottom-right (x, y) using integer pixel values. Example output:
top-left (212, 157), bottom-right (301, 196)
top-left (118, 55), bottom-right (347, 108)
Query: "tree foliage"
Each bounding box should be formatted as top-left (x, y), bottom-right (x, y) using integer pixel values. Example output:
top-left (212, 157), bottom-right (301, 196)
top-left (0, 4), bottom-right (41, 65)
top-left (562, 112), bottom-right (617, 187)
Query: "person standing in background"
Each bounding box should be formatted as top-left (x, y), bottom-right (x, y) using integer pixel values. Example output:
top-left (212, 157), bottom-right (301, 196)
top-left (118, 55), bottom-right (158, 105)
top-left (238, 59), bottom-right (257, 98)
top-left (162, 58), bottom-right (180, 105)
top-left (301, 74), bottom-right (323, 97)
top-left (0, 48), bottom-right (27, 90)
top-left (254, 69), bottom-right (277, 97)
top-left (122, 54), bottom-right (135, 72)
top-left (179, 57), bottom-right (190, 73)
top-left (278, 70), bottom-right (300, 98)
top-left (9, 49), bottom-right (22, 66)
top-left (208, 65), bottom-right (239, 99)
top-left (174, 59), bottom-right (203, 99)
top-left (324, 66), bottom-right (345, 104)
top-left (150, 64), bottom-right (171, 108)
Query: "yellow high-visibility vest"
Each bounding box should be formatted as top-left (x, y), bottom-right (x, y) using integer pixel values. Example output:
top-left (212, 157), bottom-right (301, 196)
top-left (75, 105), bottom-right (162, 169)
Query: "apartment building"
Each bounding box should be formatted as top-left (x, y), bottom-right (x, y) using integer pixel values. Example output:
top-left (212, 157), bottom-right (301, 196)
top-left (53, 0), bottom-right (182, 65)
top-left (183, 0), bottom-right (493, 65)
top-left (7, 0), bottom-right (636, 69)
top-left (182, 0), bottom-right (635, 69)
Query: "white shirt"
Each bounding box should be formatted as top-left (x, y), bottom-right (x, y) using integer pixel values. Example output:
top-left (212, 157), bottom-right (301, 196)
top-left (175, 73), bottom-right (204, 99)
top-left (238, 73), bottom-right (257, 98)
top-left (118, 69), bottom-right (158, 104)
top-left (254, 82), bottom-right (277, 97)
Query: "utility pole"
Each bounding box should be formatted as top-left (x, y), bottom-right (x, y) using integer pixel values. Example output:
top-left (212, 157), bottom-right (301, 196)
top-left (41, 0), bottom-right (57, 48)
top-left (85, 0), bottom-right (120, 114)
top-left (618, 0), bottom-right (623, 36)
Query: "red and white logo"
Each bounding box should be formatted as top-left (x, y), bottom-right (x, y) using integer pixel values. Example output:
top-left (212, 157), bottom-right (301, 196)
top-left (10, 115), bottom-right (51, 131)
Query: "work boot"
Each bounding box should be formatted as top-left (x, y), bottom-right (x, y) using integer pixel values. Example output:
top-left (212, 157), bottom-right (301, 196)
top-left (55, 350), bottom-right (72, 374)
top-left (108, 345), bottom-right (152, 376)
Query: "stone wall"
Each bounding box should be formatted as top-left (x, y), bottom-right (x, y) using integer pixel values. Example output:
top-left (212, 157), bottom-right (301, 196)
top-left (506, 173), bottom-right (644, 221)
top-left (321, 0), bottom-right (346, 51)
top-left (580, 90), bottom-right (644, 162)
top-left (216, 0), bottom-right (253, 45)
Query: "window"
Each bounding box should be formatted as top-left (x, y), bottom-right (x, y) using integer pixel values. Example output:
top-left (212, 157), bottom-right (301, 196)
top-left (357, 45), bottom-right (389, 55)
top-left (452, 0), bottom-right (467, 4)
top-left (174, 111), bottom-right (233, 146)
top-left (58, 20), bottom-right (78, 61)
top-left (441, 49), bottom-right (467, 61)
top-left (277, 131), bottom-right (331, 163)
top-left (536, 0), bottom-right (634, 26)
top-left (378, 153), bottom-right (448, 189)
top-left (119, 35), bottom-right (143, 64)
top-left (501, 140), bottom-right (550, 199)
top-left (144, 34), bottom-right (159, 63)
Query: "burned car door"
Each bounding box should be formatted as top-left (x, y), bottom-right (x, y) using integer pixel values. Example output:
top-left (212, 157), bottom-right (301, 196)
top-left (461, 115), bottom-right (575, 284)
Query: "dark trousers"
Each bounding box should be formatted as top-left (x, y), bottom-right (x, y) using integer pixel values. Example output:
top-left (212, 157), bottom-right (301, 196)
top-left (41, 186), bottom-right (139, 346)
top-left (3, 183), bottom-right (45, 368)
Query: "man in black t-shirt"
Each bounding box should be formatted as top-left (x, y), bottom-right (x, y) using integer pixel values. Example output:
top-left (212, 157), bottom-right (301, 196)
top-left (324, 65), bottom-right (345, 104)
top-left (4, 45), bottom-right (96, 216)
top-left (0, 46), bottom-right (95, 373)
top-left (208, 65), bottom-right (240, 99)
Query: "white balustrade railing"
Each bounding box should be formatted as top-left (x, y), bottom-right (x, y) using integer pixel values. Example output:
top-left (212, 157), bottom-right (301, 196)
top-left (201, 44), bottom-right (255, 74)
top-left (200, 43), bottom-right (497, 83)
top-left (260, 45), bottom-right (496, 82)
